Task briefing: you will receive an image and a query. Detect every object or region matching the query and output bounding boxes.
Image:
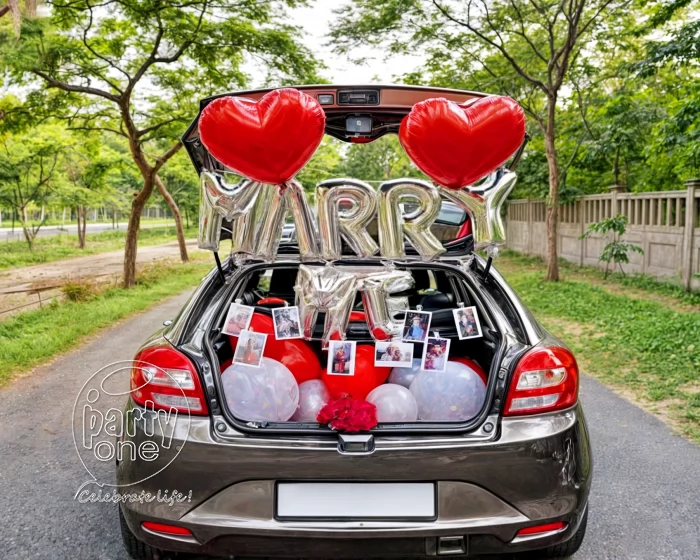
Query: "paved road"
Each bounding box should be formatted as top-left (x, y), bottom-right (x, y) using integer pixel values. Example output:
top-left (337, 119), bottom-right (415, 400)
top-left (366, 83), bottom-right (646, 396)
top-left (0, 292), bottom-right (699, 560)
top-left (0, 221), bottom-right (169, 241)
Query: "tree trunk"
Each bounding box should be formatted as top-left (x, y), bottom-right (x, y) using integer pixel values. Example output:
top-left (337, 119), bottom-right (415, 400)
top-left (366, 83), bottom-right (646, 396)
top-left (20, 206), bottom-right (35, 250)
top-left (77, 205), bottom-right (87, 249)
top-left (155, 175), bottom-right (189, 263)
top-left (123, 176), bottom-right (155, 288)
top-left (544, 97), bottom-right (560, 282)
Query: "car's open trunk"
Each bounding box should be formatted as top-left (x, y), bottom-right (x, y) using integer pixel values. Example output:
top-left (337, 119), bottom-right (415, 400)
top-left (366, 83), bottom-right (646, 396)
top-left (205, 259), bottom-right (505, 434)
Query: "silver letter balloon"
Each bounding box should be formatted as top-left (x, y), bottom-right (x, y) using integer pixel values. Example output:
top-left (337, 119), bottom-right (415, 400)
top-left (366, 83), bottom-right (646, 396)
top-left (316, 178), bottom-right (379, 260)
top-left (294, 265), bottom-right (358, 348)
top-left (377, 179), bottom-right (445, 260)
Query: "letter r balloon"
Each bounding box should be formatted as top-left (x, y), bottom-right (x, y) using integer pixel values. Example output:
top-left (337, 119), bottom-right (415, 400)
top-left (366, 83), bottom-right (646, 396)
top-left (377, 179), bottom-right (445, 260)
top-left (317, 178), bottom-right (379, 260)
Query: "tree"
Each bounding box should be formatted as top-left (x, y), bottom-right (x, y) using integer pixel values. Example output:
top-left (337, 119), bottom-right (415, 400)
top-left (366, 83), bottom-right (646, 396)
top-left (331, 0), bottom-right (630, 281)
top-left (296, 138), bottom-right (343, 198)
top-left (61, 136), bottom-right (119, 248)
top-left (636, 1), bottom-right (700, 180)
top-left (0, 0), bottom-right (45, 36)
top-left (337, 135), bottom-right (426, 183)
top-left (1, 0), bottom-right (320, 286)
top-left (0, 125), bottom-right (67, 249)
top-left (158, 149), bottom-right (200, 230)
top-left (580, 214), bottom-right (643, 278)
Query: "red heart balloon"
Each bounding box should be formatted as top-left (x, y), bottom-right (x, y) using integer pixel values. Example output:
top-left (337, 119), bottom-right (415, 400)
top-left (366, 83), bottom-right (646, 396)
top-left (399, 96), bottom-right (526, 189)
top-left (322, 344), bottom-right (382, 400)
top-left (227, 313), bottom-right (321, 385)
top-left (199, 88), bottom-right (326, 184)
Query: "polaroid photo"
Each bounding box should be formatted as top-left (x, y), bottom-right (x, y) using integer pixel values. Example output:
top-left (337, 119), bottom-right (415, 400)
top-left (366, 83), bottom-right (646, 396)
top-left (222, 302), bottom-right (254, 337)
top-left (374, 341), bottom-right (414, 368)
top-left (272, 306), bottom-right (302, 340)
top-left (232, 329), bottom-right (267, 368)
top-left (401, 310), bottom-right (433, 343)
top-left (452, 306), bottom-right (483, 340)
top-left (421, 337), bottom-right (451, 373)
top-left (327, 341), bottom-right (357, 376)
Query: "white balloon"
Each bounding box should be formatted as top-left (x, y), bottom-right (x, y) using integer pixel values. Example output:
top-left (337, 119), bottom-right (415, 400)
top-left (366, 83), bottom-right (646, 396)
top-left (388, 358), bottom-right (423, 389)
top-left (410, 360), bottom-right (487, 421)
top-left (222, 358), bottom-right (299, 422)
top-left (291, 380), bottom-right (330, 422)
top-left (366, 383), bottom-right (418, 423)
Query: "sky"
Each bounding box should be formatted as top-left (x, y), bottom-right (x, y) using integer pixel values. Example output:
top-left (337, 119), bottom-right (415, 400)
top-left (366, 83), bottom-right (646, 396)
top-left (289, 0), bottom-right (423, 85)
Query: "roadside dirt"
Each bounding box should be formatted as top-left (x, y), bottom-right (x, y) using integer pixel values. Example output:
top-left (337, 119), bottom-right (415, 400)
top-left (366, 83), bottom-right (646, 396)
top-left (0, 239), bottom-right (200, 320)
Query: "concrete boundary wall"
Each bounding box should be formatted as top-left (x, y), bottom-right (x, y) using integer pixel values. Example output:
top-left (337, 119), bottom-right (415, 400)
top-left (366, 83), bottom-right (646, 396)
top-left (505, 180), bottom-right (700, 291)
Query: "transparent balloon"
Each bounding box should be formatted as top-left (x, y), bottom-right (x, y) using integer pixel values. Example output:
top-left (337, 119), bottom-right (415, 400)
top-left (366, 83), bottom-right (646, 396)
top-left (221, 358), bottom-right (300, 422)
top-left (367, 383), bottom-right (418, 423)
top-left (291, 379), bottom-right (330, 422)
top-left (410, 360), bottom-right (487, 421)
top-left (388, 358), bottom-right (423, 389)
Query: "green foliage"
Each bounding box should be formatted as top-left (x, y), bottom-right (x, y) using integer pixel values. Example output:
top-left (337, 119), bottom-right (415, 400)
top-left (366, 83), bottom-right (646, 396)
top-left (1, 0), bottom-right (321, 134)
top-left (0, 0), bottom-right (322, 283)
top-left (0, 124), bottom-right (71, 247)
top-left (295, 137), bottom-right (343, 197)
top-left (337, 135), bottom-right (426, 183)
top-left (157, 149), bottom-right (200, 227)
top-left (330, 0), bottom-right (700, 197)
top-left (580, 215), bottom-right (644, 277)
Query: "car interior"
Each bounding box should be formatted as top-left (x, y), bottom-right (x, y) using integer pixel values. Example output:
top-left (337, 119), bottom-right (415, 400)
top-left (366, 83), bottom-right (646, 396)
top-left (210, 264), bottom-right (500, 412)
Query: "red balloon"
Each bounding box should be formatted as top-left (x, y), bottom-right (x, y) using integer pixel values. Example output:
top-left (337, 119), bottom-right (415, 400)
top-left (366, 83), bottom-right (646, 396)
top-left (399, 96), bottom-right (526, 189)
top-left (227, 313), bottom-right (322, 385)
top-left (198, 88), bottom-right (326, 184)
top-left (322, 344), bottom-right (381, 400)
top-left (451, 356), bottom-right (488, 385)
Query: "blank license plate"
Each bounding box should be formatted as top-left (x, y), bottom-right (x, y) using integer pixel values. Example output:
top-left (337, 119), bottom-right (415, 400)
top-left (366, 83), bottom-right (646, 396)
top-left (276, 482), bottom-right (436, 519)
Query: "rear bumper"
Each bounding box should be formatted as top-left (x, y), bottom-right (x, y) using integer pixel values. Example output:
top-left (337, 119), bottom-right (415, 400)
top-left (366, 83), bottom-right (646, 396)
top-left (117, 402), bottom-right (592, 557)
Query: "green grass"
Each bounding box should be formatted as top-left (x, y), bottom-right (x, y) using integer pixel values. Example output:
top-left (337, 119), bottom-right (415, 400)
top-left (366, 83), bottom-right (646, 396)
top-left (497, 252), bottom-right (700, 442)
top-left (0, 259), bottom-right (212, 386)
top-left (499, 249), bottom-right (700, 308)
top-left (0, 225), bottom-right (197, 269)
top-left (4, 216), bottom-right (178, 227)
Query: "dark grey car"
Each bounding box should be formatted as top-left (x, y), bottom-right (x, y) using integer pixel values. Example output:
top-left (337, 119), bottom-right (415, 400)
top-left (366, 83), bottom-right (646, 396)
top-left (117, 85), bottom-right (592, 559)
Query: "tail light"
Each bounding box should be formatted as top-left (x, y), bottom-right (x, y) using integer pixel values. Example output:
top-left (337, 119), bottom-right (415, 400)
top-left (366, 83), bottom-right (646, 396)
top-left (142, 521), bottom-right (194, 537)
top-left (516, 521), bottom-right (567, 537)
top-left (503, 345), bottom-right (578, 416)
top-left (131, 343), bottom-right (209, 415)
